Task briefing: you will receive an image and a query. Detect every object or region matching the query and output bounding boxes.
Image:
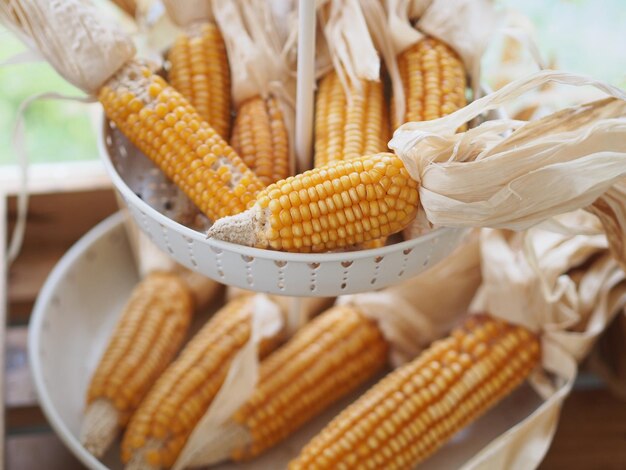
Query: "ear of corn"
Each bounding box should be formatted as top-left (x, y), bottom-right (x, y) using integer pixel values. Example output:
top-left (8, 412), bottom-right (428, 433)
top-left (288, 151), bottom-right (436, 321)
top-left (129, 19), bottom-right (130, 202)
top-left (207, 152), bottom-right (419, 252)
top-left (290, 314), bottom-right (540, 469)
top-left (167, 22), bottom-right (231, 140)
top-left (392, 37), bottom-right (467, 130)
top-left (230, 95), bottom-right (290, 186)
top-left (314, 72), bottom-right (389, 168)
top-left (226, 305), bottom-right (388, 461)
top-left (81, 272), bottom-right (194, 457)
top-left (99, 60), bottom-right (264, 221)
top-left (121, 295), bottom-right (283, 469)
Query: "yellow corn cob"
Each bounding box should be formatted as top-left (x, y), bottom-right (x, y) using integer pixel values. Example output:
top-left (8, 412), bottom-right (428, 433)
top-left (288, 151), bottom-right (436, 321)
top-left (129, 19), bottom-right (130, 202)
top-left (81, 272), bottom-right (194, 458)
top-left (315, 72), bottom-right (389, 168)
top-left (167, 22), bottom-right (231, 140)
top-left (230, 95), bottom-right (290, 186)
top-left (229, 305), bottom-right (388, 461)
top-left (290, 314), bottom-right (540, 469)
top-left (121, 296), bottom-right (280, 469)
top-left (392, 37), bottom-right (467, 130)
top-left (207, 152), bottom-right (419, 252)
top-left (99, 60), bottom-right (264, 220)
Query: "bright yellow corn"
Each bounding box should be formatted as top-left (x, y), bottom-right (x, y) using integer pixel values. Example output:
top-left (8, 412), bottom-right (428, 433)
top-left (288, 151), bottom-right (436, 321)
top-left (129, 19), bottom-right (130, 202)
top-left (167, 22), bottom-right (231, 140)
top-left (392, 37), bottom-right (467, 130)
top-left (207, 153), bottom-right (419, 252)
top-left (121, 295), bottom-right (282, 469)
top-left (99, 60), bottom-right (264, 221)
top-left (290, 314), bottom-right (540, 469)
top-left (81, 272), bottom-right (194, 457)
top-left (230, 305), bottom-right (389, 460)
top-left (315, 72), bottom-right (389, 168)
top-left (231, 95), bottom-right (290, 186)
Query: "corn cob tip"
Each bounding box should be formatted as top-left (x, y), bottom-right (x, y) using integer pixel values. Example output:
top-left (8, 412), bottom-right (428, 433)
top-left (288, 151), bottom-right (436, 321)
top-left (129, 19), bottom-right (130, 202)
top-left (207, 207), bottom-right (263, 247)
top-left (80, 399), bottom-right (119, 458)
top-left (125, 441), bottom-right (161, 470)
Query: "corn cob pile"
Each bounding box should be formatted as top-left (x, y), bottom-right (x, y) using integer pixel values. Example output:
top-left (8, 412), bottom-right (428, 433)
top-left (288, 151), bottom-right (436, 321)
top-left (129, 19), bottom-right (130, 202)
top-left (291, 314), bottom-right (540, 469)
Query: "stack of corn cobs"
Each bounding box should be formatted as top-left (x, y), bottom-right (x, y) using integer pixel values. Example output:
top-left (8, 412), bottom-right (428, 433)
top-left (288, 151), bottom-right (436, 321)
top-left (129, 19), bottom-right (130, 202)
top-left (1, 0), bottom-right (544, 468)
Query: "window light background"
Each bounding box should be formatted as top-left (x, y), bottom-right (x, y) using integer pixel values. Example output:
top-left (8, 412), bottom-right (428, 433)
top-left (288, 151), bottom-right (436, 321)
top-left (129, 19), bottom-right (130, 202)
top-left (0, 0), bottom-right (624, 166)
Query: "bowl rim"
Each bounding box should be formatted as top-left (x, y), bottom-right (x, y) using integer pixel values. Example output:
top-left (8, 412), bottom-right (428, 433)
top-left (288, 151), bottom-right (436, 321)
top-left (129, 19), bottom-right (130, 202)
top-left (98, 112), bottom-right (460, 263)
top-left (28, 212), bottom-right (127, 470)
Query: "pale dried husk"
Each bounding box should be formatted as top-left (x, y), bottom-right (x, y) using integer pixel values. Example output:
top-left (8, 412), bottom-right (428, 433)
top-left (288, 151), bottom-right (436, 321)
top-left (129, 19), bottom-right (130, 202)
top-left (461, 211), bottom-right (626, 469)
top-left (172, 294), bottom-right (284, 470)
top-left (318, 0), bottom-right (380, 96)
top-left (340, 233), bottom-right (481, 366)
top-left (389, 70), bottom-right (626, 268)
top-left (0, 0), bottom-right (135, 93)
top-left (162, 0), bottom-right (213, 28)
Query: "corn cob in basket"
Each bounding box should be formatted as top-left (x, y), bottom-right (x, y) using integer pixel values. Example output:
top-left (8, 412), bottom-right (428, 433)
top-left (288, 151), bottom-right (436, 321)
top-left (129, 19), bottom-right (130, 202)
top-left (188, 237), bottom-right (482, 466)
top-left (163, 0), bottom-right (231, 140)
top-left (0, 0), bottom-right (265, 224)
top-left (214, 0), bottom-right (293, 187)
top-left (290, 313), bottom-right (540, 469)
top-left (120, 289), bottom-right (331, 469)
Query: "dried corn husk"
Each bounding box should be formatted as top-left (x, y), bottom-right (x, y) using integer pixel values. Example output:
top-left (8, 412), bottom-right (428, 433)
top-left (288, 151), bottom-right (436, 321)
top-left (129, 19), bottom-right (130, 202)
top-left (162, 0), bottom-right (213, 28)
top-left (0, 0), bottom-right (135, 93)
top-left (318, 0), bottom-right (380, 96)
top-left (390, 70), bottom-right (626, 262)
top-left (459, 211), bottom-right (626, 468)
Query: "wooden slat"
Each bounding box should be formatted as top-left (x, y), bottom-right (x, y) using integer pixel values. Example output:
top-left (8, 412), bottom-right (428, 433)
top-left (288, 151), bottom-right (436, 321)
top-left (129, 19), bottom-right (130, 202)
top-left (7, 190), bottom-right (118, 324)
top-left (541, 388), bottom-right (626, 469)
top-left (6, 433), bottom-right (85, 470)
top-left (6, 327), bottom-right (36, 408)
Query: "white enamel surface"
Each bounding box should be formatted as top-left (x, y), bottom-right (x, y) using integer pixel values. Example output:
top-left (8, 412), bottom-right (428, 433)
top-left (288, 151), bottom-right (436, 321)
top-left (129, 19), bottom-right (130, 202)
top-left (29, 214), bottom-right (543, 469)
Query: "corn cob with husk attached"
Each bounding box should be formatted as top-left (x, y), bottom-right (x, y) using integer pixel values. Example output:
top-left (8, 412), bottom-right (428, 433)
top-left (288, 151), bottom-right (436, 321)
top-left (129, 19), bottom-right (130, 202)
top-left (208, 152), bottom-right (419, 252)
top-left (189, 304), bottom-right (389, 466)
top-left (392, 36), bottom-right (467, 131)
top-left (81, 272), bottom-right (195, 458)
top-left (290, 314), bottom-right (540, 469)
top-left (213, 1), bottom-right (294, 187)
top-left (164, 0), bottom-right (231, 140)
top-left (230, 95), bottom-right (290, 186)
top-left (121, 289), bottom-right (331, 469)
top-left (0, 0), bottom-right (264, 224)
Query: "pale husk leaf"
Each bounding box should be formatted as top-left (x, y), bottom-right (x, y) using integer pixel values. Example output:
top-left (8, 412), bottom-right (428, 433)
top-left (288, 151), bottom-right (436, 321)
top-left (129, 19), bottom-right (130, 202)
top-left (462, 211), bottom-right (626, 469)
top-left (162, 0), bottom-right (213, 27)
top-left (0, 0), bottom-right (135, 93)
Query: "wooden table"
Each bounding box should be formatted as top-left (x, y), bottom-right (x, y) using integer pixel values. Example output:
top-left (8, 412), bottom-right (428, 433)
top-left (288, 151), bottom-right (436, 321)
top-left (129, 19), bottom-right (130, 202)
top-left (3, 188), bottom-right (626, 469)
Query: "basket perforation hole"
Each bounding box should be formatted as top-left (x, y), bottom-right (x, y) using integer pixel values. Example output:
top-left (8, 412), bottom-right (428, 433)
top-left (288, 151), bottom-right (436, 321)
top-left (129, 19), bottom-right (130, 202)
top-left (183, 235), bottom-right (197, 267)
top-left (242, 255), bottom-right (254, 286)
top-left (160, 224), bottom-right (174, 254)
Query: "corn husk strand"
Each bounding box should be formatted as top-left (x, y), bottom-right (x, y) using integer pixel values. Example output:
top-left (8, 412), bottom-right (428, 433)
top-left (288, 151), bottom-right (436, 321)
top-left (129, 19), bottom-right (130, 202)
top-left (180, 235), bottom-right (481, 466)
top-left (161, 0), bottom-right (213, 29)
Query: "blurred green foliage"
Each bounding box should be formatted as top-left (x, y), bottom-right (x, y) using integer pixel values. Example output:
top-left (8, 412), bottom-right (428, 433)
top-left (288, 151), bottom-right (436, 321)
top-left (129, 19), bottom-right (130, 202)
top-left (0, 33), bottom-right (97, 165)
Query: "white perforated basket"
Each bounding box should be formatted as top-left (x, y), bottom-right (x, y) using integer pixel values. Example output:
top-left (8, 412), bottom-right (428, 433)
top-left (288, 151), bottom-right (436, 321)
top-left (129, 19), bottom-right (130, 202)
top-left (99, 115), bottom-right (468, 297)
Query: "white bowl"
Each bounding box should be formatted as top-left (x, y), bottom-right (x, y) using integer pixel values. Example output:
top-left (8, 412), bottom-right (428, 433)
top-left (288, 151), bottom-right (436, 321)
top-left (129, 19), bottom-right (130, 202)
top-left (29, 213), bottom-right (544, 470)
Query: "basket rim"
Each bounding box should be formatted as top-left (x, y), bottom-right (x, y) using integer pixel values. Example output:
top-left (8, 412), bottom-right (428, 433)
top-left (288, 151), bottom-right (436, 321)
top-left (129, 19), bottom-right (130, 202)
top-left (98, 111), bottom-right (462, 263)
